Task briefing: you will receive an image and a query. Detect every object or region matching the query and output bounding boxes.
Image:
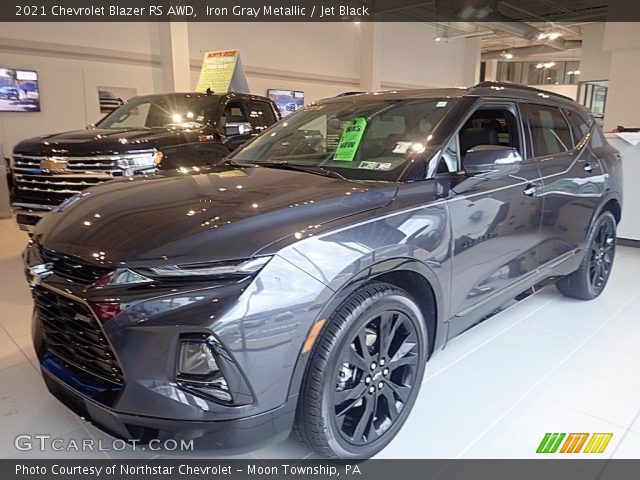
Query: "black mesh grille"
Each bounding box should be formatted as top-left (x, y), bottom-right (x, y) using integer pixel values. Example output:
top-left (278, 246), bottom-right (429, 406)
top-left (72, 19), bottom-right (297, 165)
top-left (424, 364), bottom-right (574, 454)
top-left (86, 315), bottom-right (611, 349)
top-left (40, 248), bottom-right (111, 285)
top-left (34, 286), bottom-right (124, 385)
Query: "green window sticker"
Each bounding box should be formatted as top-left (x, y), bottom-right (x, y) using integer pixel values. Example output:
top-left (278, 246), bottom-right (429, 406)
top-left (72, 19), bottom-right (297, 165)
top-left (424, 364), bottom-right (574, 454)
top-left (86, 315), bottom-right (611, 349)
top-left (333, 117), bottom-right (367, 161)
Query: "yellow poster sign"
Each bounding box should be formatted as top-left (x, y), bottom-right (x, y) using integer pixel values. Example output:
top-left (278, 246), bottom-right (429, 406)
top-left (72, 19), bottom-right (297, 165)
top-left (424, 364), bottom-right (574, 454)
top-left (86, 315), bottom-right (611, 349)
top-left (195, 50), bottom-right (240, 93)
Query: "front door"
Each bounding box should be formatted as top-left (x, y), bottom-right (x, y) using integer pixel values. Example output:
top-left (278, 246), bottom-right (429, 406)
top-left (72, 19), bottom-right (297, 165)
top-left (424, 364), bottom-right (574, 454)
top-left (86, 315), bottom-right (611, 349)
top-left (446, 102), bottom-right (544, 337)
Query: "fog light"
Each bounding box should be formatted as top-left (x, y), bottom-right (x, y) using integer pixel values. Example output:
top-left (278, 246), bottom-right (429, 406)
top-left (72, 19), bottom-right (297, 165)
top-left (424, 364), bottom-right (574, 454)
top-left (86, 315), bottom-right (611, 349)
top-left (177, 336), bottom-right (233, 403)
top-left (179, 340), bottom-right (219, 376)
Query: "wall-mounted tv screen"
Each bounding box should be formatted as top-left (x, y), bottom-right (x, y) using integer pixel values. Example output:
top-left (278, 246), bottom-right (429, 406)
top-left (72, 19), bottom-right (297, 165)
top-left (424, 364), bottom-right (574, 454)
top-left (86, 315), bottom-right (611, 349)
top-left (0, 68), bottom-right (40, 112)
top-left (268, 89), bottom-right (304, 117)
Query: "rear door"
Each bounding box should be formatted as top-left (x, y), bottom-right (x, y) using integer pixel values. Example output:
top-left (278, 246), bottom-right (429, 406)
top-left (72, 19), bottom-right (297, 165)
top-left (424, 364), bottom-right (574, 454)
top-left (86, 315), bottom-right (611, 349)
top-left (522, 103), bottom-right (606, 267)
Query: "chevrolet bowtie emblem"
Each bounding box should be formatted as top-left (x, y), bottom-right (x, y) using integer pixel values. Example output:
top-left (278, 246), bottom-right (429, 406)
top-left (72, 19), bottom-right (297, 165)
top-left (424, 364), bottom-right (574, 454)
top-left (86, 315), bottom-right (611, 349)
top-left (41, 157), bottom-right (68, 172)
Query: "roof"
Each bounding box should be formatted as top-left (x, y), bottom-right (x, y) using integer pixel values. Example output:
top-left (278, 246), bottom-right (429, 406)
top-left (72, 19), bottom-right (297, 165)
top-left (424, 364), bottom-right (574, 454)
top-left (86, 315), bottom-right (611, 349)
top-left (129, 92), bottom-right (271, 102)
top-left (321, 82), bottom-right (578, 106)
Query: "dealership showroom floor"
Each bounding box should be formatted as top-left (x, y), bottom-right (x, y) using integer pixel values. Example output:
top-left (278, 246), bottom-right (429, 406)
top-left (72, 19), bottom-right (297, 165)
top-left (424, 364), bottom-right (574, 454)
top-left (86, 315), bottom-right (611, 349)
top-left (1, 219), bottom-right (639, 460)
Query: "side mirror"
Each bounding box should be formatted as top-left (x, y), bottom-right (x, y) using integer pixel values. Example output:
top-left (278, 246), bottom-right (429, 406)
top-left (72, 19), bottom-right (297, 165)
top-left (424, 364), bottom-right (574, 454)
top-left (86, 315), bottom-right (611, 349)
top-left (224, 122), bottom-right (254, 137)
top-left (463, 145), bottom-right (522, 177)
top-left (86, 123), bottom-right (96, 130)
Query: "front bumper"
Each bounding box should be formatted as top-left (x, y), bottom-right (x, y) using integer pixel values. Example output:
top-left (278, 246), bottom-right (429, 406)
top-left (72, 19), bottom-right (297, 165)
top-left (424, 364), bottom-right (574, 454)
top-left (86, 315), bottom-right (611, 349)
top-left (12, 203), bottom-right (53, 233)
top-left (24, 244), bottom-right (329, 451)
top-left (41, 366), bottom-right (296, 451)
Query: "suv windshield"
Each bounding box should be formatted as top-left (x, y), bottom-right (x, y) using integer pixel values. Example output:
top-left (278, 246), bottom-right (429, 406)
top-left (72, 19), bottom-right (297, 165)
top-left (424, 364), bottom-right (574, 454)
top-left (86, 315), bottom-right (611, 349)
top-left (97, 95), bottom-right (219, 130)
top-left (231, 98), bottom-right (455, 182)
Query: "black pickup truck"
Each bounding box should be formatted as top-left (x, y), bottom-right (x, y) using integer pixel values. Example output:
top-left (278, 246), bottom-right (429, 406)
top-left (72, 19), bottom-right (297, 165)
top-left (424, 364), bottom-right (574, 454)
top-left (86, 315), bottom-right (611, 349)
top-left (10, 91), bottom-right (280, 232)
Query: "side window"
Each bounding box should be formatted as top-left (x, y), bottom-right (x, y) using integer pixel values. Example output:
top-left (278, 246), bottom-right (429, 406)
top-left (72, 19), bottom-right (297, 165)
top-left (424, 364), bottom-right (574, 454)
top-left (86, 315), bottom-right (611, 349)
top-left (246, 101), bottom-right (277, 132)
top-left (222, 100), bottom-right (249, 124)
top-left (564, 108), bottom-right (592, 148)
top-left (458, 107), bottom-right (522, 158)
top-left (522, 104), bottom-right (572, 157)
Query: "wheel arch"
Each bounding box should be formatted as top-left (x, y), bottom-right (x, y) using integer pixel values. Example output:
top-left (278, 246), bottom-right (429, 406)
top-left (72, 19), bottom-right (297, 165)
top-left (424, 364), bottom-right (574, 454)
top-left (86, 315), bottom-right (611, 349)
top-left (286, 257), bottom-right (445, 400)
top-left (600, 197), bottom-right (621, 225)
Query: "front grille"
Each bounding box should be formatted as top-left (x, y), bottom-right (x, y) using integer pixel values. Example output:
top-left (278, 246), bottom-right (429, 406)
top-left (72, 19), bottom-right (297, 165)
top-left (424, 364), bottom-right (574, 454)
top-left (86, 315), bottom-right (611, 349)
top-left (34, 286), bottom-right (124, 385)
top-left (13, 154), bottom-right (119, 172)
top-left (11, 154), bottom-right (120, 206)
top-left (40, 248), bottom-right (111, 285)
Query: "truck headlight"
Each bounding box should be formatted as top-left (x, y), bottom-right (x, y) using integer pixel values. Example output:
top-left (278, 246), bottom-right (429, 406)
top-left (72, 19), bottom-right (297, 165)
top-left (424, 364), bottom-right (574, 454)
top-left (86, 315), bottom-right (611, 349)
top-left (116, 150), bottom-right (163, 172)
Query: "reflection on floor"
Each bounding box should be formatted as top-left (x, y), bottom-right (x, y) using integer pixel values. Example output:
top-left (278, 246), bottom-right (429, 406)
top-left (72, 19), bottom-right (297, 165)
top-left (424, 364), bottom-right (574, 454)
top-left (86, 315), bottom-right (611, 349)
top-left (0, 218), bottom-right (639, 461)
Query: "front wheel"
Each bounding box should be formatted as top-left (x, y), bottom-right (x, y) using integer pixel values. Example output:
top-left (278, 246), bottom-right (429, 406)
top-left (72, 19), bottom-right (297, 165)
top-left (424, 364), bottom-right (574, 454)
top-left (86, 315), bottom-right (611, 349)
top-left (294, 282), bottom-right (428, 458)
top-left (557, 211), bottom-right (617, 300)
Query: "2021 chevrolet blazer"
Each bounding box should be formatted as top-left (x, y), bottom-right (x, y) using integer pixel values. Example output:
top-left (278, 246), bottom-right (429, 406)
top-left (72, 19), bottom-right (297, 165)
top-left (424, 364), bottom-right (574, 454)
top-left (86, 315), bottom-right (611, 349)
top-left (24, 82), bottom-right (622, 458)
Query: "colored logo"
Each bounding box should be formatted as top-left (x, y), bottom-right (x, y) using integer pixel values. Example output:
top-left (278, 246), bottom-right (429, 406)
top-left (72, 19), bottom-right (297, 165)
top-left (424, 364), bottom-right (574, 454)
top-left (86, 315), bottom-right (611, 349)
top-left (537, 433), bottom-right (613, 454)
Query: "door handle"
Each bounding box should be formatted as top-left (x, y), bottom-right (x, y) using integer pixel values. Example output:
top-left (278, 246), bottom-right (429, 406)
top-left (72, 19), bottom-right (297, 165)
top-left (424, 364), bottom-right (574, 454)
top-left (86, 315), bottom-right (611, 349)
top-left (523, 183), bottom-right (539, 197)
top-left (583, 163), bottom-right (596, 173)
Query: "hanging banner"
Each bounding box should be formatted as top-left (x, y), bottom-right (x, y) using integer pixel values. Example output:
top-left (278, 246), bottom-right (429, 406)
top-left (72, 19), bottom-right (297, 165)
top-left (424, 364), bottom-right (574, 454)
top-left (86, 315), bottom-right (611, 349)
top-left (195, 50), bottom-right (250, 94)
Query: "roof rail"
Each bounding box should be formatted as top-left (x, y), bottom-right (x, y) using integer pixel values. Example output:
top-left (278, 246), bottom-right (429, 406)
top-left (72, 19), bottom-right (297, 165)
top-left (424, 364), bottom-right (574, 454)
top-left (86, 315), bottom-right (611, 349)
top-left (470, 81), bottom-right (571, 99)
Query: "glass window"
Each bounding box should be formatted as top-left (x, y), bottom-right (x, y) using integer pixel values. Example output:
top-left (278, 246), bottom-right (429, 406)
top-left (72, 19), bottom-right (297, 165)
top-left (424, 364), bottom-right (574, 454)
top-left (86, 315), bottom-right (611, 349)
top-left (231, 98), bottom-right (455, 182)
top-left (246, 101), bottom-right (277, 132)
top-left (564, 108), bottom-right (592, 147)
top-left (222, 100), bottom-right (248, 124)
top-left (98, 95), bottom-right (215, 129)
top-left (522, 104), bottom-right (573, 156)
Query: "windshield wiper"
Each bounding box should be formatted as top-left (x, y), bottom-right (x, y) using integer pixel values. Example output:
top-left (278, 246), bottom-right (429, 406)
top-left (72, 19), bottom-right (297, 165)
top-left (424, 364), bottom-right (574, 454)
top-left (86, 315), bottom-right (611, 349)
top-left (252, 161), bottom-right (347, 180)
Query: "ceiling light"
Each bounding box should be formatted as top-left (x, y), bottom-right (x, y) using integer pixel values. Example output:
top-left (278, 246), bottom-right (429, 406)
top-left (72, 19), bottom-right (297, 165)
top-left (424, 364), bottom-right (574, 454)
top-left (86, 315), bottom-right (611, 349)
top-left (538, 32), bottom-right (562, 41)
top-left (434, 36), bottom-right (442, 42)
top-left (500, 51), bottom-right (514, 60)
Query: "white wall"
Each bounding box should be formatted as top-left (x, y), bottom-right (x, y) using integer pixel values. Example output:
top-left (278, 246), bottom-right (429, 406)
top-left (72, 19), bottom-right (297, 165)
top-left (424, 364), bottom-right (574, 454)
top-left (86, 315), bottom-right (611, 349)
top-left (580, 23), bottom-right (611, 82)
top-left (0, 21), bottom-right (481, 152)
top-left (604, 49), bottom-right (640, 130)
top-left (379, 23), bottom-right (479, 88)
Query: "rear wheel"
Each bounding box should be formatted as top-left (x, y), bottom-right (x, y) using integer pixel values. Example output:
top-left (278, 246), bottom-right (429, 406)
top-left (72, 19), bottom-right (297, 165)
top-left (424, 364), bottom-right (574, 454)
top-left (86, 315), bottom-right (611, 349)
top-left (294, 282), bottom-right (428, 458)
top-left (557, 211), bottom-right (616, 300)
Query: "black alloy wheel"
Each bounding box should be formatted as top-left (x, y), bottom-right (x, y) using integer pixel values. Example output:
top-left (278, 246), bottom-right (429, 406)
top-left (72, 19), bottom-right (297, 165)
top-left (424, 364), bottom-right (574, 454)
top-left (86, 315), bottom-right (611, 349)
top-left (294, 282), bottom-right (428, 458)
top-left (589, 218), bottom-right (615, 290)
top-left (557, 211), bottom-right (617, 300)
top-left (332, 310), bottom-right (419, 445)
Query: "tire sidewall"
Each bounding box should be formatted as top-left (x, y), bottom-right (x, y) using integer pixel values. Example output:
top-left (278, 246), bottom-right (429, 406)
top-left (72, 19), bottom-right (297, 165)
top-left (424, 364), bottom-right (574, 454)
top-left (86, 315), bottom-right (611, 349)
top-left (318, 290), bottom-right (428, 459)
top-left (585, 212), bottom-right (616, 297)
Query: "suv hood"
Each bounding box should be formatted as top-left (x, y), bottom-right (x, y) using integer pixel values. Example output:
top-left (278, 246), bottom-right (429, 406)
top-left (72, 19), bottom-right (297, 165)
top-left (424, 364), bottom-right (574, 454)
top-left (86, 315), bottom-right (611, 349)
top-left (35, 167), bottom-right (397, 266)
top-left (13, 128), bottom-right (202, 156)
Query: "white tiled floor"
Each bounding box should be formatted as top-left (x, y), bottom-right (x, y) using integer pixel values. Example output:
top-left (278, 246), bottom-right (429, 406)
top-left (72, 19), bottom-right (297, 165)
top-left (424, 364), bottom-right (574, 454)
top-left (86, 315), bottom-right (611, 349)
top-left (0, 218), bottom-right (639, 460)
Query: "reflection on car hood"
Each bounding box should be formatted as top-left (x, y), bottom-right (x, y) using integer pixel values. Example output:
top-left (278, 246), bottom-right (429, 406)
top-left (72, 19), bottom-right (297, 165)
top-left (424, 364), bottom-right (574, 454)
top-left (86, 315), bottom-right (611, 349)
top-left (35, 166), bottom-right (397, 266)
top-left (13, 128), bottom-right (203, 156)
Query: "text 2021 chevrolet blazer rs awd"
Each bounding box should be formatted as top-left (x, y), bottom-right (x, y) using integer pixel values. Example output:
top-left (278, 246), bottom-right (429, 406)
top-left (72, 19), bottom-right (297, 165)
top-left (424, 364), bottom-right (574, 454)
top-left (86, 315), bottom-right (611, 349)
top-left (24, 82), bottom-right (622, 458)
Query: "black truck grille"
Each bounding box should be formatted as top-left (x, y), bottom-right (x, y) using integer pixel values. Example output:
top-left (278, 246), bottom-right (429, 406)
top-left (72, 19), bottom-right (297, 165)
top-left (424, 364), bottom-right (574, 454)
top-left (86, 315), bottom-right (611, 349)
top-left (34, 286), bottom-right (124, 385)
top-left (41, 248), bottom-right (111, 285)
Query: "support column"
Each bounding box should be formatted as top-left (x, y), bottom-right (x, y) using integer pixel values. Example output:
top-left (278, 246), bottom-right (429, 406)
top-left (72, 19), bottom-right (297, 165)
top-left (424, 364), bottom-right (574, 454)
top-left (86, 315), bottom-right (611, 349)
top-left (484, 59), bottom-right (499, 82)
top-left (159, 22), bottom-right (192, 92)
top-left (359, 23), bottom-right (382, 92)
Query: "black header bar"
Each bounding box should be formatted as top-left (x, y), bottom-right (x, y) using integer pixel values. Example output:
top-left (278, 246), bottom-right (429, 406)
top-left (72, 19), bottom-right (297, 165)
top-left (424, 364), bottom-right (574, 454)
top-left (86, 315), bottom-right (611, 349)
top-left (4, 459), bottom-right (640, 480)
top-left (1, 0), bottom-right (639, 22)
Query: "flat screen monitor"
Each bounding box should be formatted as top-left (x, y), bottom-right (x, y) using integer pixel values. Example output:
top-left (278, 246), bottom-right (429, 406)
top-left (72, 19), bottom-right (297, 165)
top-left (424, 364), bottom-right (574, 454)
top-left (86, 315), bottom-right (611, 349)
top-left (0, 68), bottom-right (40, 112)
top-left (268, 89), bottom-right (304, 117)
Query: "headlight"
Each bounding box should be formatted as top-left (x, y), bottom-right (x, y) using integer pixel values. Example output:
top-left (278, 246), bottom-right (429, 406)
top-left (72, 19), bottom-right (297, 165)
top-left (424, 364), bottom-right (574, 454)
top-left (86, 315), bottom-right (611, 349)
top-left (137, 256), bottom-right (272, 281)
top-left (95, 257), bottom-right (272, 286)
top-left (116, 150), bottom-right (163, 173)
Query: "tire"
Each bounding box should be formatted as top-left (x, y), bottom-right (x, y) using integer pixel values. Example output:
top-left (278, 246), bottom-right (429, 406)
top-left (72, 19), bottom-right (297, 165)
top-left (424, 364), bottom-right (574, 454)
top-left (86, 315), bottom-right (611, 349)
top-left (294, 282), bottom-right (429, 458)
top-left (556, 211), bottom-right (616, 300)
